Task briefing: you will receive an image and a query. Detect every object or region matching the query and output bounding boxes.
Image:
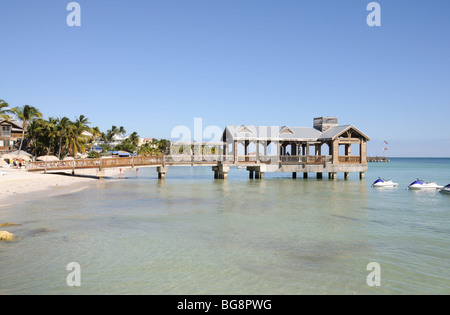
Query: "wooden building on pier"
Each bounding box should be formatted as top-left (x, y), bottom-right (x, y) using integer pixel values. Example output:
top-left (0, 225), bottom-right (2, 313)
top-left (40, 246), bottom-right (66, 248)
top-left (217, 117), bottom-right (370, 179)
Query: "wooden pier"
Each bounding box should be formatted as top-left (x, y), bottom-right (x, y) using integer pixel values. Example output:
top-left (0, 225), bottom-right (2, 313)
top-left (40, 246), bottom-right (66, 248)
top-left (367, 156), bottom-right (389, 162)
top-left (26, 117), bottom-right (371, 180)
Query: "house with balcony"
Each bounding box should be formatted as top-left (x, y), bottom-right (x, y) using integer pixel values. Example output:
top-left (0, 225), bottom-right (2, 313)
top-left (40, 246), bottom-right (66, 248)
top-left (0, 119), bottom-right (24, 153)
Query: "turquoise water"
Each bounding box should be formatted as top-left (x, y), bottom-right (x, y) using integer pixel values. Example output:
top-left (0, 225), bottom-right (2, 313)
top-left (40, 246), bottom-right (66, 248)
top-left (0, 158), bottom-right (449, 294)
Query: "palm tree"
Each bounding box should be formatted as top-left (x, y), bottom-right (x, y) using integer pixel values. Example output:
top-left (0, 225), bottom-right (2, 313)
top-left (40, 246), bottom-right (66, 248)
top-left (74, 115), bottom-right (90, 130)
top-left (119, 126), bottom-right (126, 136)
top-left (157, 139), bottom-right (170, 155)
top-left (106, 125), bottom-right (119, 142)
top-left (26, 119), bottom-right (46, 158)
top-left (128, 132), bottom-right (139, 148)
top-left (91, 126), bottom-right (102, 144)
top-left (43, 117), bottom-right (59, 155)
top-left (9, 105), bottom-right (43, 154)
top-left (57, 117), bottom-right (71, 159)
top-left (66, 115), bottom-right (91, 157)
top-left (0, 99), bottom-right (11, 120)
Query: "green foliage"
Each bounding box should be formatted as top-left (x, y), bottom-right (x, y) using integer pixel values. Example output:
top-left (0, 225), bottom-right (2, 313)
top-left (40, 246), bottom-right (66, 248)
top-left (24, 114), bottom-right (91, 158)
top-left (2, 98), bottom-right (172, 159)
top-left (138, 139), bottom-right (170, 156)
top-left (100, 144), bottom-right (112, 153)
top-left (0, 99), bottom-right (11, 120)
top-left (87, 151), bottom-right (101, 159)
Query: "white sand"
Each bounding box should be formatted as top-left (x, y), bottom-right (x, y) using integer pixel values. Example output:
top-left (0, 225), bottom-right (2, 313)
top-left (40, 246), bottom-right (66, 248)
top-left (0, 167), bottom-right (121, 207)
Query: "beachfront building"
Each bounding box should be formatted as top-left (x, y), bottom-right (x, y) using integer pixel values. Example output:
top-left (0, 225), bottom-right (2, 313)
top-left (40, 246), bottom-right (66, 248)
top-left (98, 134), bottom-right (128, 147)
top-left (138, 138), bottom-right (154, 147)
top-left (0, 119), bottom-right (24, 154)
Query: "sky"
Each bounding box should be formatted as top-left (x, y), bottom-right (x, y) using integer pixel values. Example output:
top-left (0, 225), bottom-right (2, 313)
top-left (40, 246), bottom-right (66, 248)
top-left (1, 0), bottom-right (449, 156)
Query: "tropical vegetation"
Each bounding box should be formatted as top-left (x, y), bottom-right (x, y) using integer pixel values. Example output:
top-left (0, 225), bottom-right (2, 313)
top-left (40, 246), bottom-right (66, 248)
top-left (1, 99), bottom-right (170, 159)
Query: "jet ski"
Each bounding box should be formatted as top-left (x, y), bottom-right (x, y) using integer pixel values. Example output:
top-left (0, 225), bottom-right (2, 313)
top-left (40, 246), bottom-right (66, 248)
top-left (440, 184), bottom-right (450, 194)
top-left (408, 179), bottom-right (443, 190)
top-left (372, 177), bottom-right (398, 187)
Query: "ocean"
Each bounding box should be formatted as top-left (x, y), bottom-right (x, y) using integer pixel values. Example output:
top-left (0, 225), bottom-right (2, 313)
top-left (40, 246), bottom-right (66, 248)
top-left (0, 158), bottom-right (449, 294)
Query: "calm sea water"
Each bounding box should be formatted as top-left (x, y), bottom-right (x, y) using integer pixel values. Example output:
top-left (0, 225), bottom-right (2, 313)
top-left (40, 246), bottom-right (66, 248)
top-left (0, 158), bottom-right (449, 294)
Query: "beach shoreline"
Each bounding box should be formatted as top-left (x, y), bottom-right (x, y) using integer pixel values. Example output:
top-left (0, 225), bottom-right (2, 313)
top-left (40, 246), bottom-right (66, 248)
top-left (0, 168), bottom-right (121, 207)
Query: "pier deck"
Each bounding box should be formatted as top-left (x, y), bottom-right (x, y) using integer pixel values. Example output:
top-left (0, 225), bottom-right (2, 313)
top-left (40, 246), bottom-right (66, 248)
top-left (27, 154), bottom-right (367, 180)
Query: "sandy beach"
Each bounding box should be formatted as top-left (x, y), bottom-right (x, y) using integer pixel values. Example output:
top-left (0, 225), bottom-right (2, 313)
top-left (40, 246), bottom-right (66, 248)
top-left (0, 167), bottom-right (120, 207)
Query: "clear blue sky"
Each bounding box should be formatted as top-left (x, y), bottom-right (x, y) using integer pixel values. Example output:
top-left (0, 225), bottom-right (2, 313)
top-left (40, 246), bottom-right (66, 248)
top-left (1, 0), bottom-right (449, 156)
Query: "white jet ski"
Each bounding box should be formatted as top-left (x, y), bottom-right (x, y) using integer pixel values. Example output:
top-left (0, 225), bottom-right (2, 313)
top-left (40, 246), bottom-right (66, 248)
top-left (408, 179), bottom-right (443, 190)
top-left (372, 177), bottom-right (398, 187)
top-left (440, 184), bottom-right (450, 194)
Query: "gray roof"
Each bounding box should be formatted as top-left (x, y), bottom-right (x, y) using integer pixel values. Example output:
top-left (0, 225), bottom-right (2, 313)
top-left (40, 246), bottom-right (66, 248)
top-left (317, 125), bottom-right (352, 140)
top-left (0, 119), bottom-right (23, 130)
top-left (224, 124), bottom-right (370, 142)
top-left (318, 125), bottom-right (370, 141)
top-left (225, 125), bottom-right (322, 141)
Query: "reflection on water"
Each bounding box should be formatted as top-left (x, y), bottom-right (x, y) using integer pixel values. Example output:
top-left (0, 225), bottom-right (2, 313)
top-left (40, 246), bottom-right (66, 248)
top-left (1, 161), bottom-right (449, 294)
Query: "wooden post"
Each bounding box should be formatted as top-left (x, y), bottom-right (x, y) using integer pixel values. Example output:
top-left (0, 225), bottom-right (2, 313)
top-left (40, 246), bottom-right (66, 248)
top-left (157, 166), bottom-right (167, 179)
top-left (256, 140), bottom-right (260, 163)
top-left (316, 144), bottom-right (322, 156)
top-left (360, 139), bottom-right (367, 164)
top-left (277, 142), bottom-right (281, 163)
top-left (249, 170), bottom-right (254, 179)
top-left (345, 144), bottom-right (351, 156)
top-left (332, 140), bottom-right (339, 164)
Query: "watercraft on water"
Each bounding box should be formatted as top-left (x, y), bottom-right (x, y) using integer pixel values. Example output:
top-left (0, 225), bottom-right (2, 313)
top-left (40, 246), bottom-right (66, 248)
top-left (372, 177), bottom-right (398, 187)
top-left (440, 184), bottom-right (450, 194)
top-left (407, 179), bottom-right (443, 190)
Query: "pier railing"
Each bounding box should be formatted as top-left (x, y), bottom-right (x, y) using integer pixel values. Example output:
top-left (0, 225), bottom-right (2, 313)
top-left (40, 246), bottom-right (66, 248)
top-left (27, 156), bottom-right (167, 172)
top-left (280, 155), bottom-right (332, 164)
top-left (338, 156), bottom-right (361, 163)
top-left (26, 153), bottom-right (363, 172)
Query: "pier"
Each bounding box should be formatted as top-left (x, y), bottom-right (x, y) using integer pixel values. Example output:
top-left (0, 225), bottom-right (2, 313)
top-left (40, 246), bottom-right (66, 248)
top-left (26, 117), bottom-right (370, 180)
top-left (367, 156), bottom-right (389, 162)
